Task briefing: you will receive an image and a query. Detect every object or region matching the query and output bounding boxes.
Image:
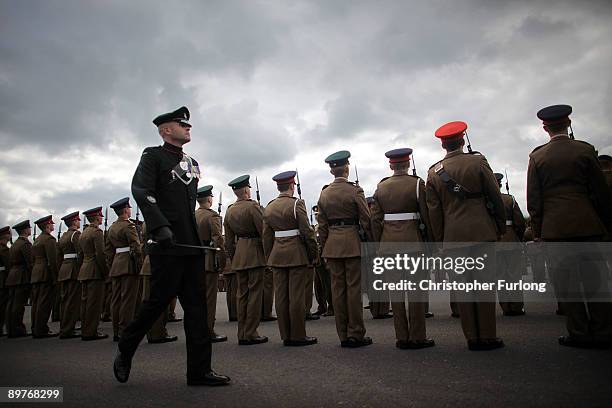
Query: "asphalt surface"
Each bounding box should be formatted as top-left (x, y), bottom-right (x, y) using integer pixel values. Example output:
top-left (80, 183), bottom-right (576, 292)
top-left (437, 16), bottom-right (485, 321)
top-left (1, 296), bottom-right (611, 408)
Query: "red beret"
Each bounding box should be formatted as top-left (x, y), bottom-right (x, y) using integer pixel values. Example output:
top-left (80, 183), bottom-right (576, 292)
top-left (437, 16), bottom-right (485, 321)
top-left (435, 121), bottom-right (467, 140)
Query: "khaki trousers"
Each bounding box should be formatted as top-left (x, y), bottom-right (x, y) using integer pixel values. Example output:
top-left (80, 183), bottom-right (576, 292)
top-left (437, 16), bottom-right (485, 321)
top-left (497, 250), bottom-right (525, 314)
top-left (111, 275), bottom-right (140, 337)
top-left (326, 257), bottom-right (366, 341)
top-left (391, 296), bottom-right (427, 341)
top-left (236, 267), bottom-right (264, 340)
top-left (273, 266), bottom-right (308, 340)
top-left (225, 274), bottom-right (238, 321)
top-left (6, 285), bottom-right (30, 336)
top-left (81, 279), bottom-right (105, 337)
top-left (31, 281), bottom-right (55, 336)
top-left (369, 300), bottom-right (390, 317)
top-left (304, 267), bottom-right (314, 314)
top-left (261, 268), bottom-right (274, 319)
top-left (141, 275), bottom-right (168, 341)
top-left (201, 272), bottom-right (219, 333)
top-left (60, 279), bottom-right (81, 336)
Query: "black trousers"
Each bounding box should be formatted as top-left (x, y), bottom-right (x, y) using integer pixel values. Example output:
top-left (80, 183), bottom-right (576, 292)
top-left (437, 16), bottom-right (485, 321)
top-left (119, 254), bottom-right (211, 379)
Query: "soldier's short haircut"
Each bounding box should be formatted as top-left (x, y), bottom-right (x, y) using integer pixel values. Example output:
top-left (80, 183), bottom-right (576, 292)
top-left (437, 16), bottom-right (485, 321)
top-left (330, 164), bottom-right (349, 177)
top-left (113, 207), bottom-right (126, 217)
top-left (277, 183), bottom-right (291, 192)
top-left (390, 161), bottom-right (410, 171)
top-left (86, 214), bottom-right (97, 223)
top-left (545, 121), bottom-right (569, 134)
top-left (442, 138), bottom-right (463, 151)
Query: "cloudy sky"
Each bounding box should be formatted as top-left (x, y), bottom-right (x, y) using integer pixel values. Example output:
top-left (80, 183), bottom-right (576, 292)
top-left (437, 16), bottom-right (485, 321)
top-left (1, 0), bottom-right (611, 236)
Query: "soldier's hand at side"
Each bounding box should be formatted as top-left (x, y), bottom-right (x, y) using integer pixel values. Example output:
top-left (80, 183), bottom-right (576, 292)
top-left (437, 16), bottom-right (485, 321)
top-left (153, 226), bottom-right (174, 248)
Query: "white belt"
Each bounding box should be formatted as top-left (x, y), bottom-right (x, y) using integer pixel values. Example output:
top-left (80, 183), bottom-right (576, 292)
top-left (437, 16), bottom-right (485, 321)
top-left (506, 221), bottom-right (513, 226)
top-left (63, 253), bottom-right (77, 259)
top-left (384, 213), bottom-right (420, 221)
top-left (275, 229), bottom-right (300, 238)
top-left (116, 247), bottom-right (130, 254)
top-left (0, 266), bottom-right (5, 271)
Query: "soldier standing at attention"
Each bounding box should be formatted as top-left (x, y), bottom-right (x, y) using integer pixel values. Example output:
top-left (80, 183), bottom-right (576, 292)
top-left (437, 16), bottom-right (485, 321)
top-left (57, 212), bottom-right (83, 339)
top-left (195, 185), bottom-right (228, 343)
top-left (527, 104), bottom-right (612, 348)
top-left (224, 174), bottom-right (268, 345)
top-left (371, 148), bottom-right (435, 349)
top-left (0, 226), bottom-right (11, 336)
top-left (106, 197), bottom-right (142, 342)
top-left (79, 207), bottom-right (110, 341)
top-left (263, 171), bottom-right (319, 346)
top-left (30, 215), bottom-right (59, 338)
top-left (5, 220), bottom-right (32, 338)
top-left (139, 222), bottom-right (177, 344)
top-left (317, 150), bottom-right (373, 348)
top-left (114, 106), bottom-right (229, 386)
top-left (426, 121), bottom-right (506, 351)
top-left (494, 173), bottom-right (527, 316)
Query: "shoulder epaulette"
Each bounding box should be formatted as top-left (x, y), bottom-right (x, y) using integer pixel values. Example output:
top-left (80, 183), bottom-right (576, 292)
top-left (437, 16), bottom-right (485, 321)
top-left (530, 143), bottom-right (547, 155)
top-left (378, 176), bottom-right (390, 184)
top-left (321, 184), bottom-right (329, 191)
top-left (428, 160), bottom-right (442, 171)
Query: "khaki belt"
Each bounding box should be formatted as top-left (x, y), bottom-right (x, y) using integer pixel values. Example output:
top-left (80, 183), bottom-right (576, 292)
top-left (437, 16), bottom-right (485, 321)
top-left (506, 221), bottom-right (513, 226)
top-left (116, 247), bottom-right (130, 254)
top-left (275, 229), bottom-right (300, 238)
top-left (384, 213), bottom-right (420, 221)
top-left (63, 253), bottom-right (77, 259)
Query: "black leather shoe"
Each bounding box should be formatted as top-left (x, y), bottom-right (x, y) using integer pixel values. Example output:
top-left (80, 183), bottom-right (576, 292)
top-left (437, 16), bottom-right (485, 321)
top-left (341, 336), bottom-right (373, 348)
top-left (305, 313), bottom-right (320, 321)
top-left (148, 335), bottom-right (178, 344)
top-left (261, 316), bottom-right (278, 322)
top-left (558, 335), bottom-right (593, 349)
top-left (210, 334), bottom-right (228, 343)
top-left (313, 309), bottom-right (326, 316)
top-left (372, 313), bottom-right (393, 320)
top-left (284, 337), bottom-right (318, 347)
top-left (425, 312), bottom-right (434, 318)
top-left (503, 310), bottom-right (525, 316)
top-left (113, 351), bottom-right (132, 383)
top-left (468, 338), bottom-right (504, 351)
top-left (113, 335), bottom-right (121, 342)
top-left (238, 336), bottom-right (268, 345)
top-left (33, 331), bottom-right (59, 339)
top-left (59, 332), bottom-right (81, 339)
top-left (187, 370), bottom-right (231, 386)
top-left (82, 333), bottom-right (109, 341)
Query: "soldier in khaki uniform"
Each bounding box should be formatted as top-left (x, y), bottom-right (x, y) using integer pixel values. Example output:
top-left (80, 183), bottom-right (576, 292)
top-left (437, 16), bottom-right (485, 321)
top-left (195, 185), bottom-right (228, 342)
top-left (494, 173), bottom-right (527, 316)
top-left (371, 148), bottom-right (435, 349)
top-left (527, 105), bottom-right (612, 348)
top-left (263, 171), bottom-right (318, 346)
top-left (426, 121), bottom-right (506, 351)
top-left (6, 220), bottom-right (33, 338)
top-left (0, 226), bottom-right (11, 336)
top-left (30, 215), bottom-right (59, 338)
top-left (79, 207), bottom-right (110, 340)
top-left (57, 212), bottom-right (83, 339)
top-left (365, 196), bottom-right (392, 320)
top-left (317, 150), bottom-right (373, 348)
top-left (105, 197), bottom-right (142, 342)
top-left (223, 257), bottom-right (238, 321)
top-left (224, 174), bottom-right (267, 345)
top-left (139, 222), bottom-right (177, 344)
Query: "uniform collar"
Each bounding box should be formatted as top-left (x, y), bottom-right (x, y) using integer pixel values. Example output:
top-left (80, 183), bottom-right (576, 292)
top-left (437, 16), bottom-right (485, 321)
top-left (444, 150), bottom-right (463, 159)
top-left (162, 142), bottom-right (184, 155)
top-left (550, 134), bottom-right (569, 141)
top-left (279, 192), bottom-right (293, 198)
top-left (334, 177), bottom-right (348, 183)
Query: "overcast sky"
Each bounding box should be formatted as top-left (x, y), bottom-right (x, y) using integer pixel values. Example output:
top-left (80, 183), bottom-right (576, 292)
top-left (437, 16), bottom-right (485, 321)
top-left (1, 0), bottom-right (611, 235)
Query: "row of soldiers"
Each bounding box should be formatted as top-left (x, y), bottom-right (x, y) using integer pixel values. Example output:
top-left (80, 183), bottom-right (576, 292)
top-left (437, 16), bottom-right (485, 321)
top-left (2, 104), bottom-right (612, 351)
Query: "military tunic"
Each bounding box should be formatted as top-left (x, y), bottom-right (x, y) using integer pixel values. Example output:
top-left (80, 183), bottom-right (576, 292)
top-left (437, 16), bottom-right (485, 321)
top-left (195, 207), bottom-right (227, 334)
top-left (317, 177), bottom-right (372, 342)
top-left (224, 198), bottom-right (266, 341)
top-left (426, 150), bottom-right (505, 342)
top-left (5, 237), bottom-right (33, 337)
top-left (105, 219), bottom-right (142, 338)
top-left (57, 228), bottom-right (83, 337)
top-left (263, 193), bottom-right (318, 341)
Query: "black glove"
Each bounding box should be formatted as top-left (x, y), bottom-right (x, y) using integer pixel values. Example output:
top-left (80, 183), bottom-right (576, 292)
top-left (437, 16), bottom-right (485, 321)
top-left (153, 226), bottom-right (174, 249)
